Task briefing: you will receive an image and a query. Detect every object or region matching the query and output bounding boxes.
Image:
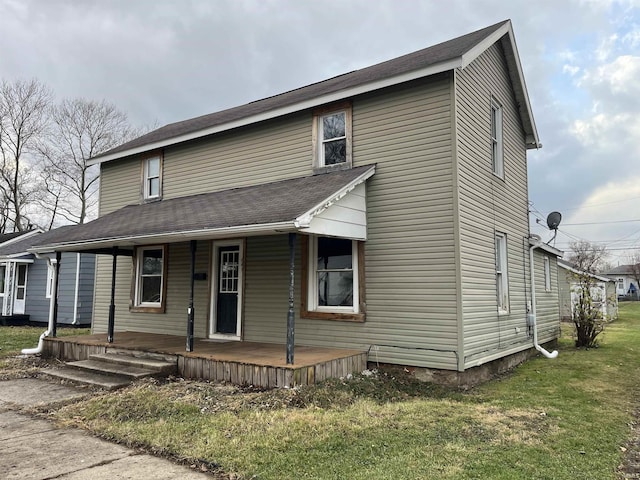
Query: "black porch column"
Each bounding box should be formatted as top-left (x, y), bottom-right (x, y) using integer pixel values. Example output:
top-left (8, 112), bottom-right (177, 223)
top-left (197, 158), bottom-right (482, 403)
top-left (51, 251), bottom-right (61, 338)
top-left (286, 233), bottom-right (296, 364)
top-left (186, 240), bottom-right (196, 352)
top-left (107, 247), bottom-right (118, 343)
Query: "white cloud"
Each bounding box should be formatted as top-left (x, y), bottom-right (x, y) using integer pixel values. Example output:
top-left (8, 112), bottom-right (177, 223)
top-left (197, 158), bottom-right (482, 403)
top-left (581, 55), bottom-right (640, 95)
top-left (563, 64), bottom-right (580, 76)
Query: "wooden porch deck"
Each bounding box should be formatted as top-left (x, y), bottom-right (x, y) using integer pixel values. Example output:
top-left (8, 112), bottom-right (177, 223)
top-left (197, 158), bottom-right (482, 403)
top-left (42, 332), bottom-right (368, 388)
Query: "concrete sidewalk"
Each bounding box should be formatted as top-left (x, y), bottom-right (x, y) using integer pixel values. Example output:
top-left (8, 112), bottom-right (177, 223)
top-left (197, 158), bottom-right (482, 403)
top-left (0, 378), bottom-right (214, 479)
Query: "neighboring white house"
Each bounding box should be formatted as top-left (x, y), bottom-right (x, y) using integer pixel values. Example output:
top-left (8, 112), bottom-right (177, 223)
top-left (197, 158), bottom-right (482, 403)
top-left (558, 260), bottom-right (618, 321)
top-left (604, 265), bottom-right (639, 298)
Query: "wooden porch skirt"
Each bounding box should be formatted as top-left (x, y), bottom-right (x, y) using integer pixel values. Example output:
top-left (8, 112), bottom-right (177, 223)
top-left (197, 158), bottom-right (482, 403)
top-left (42, 332), bottom-right (368, 388)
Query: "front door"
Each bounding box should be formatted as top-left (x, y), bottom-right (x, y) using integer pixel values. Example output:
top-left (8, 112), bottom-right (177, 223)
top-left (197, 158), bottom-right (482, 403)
top-left (210, 240), bottom-right (243, 339)
top-left (13, 264), bottom-right (27, 315)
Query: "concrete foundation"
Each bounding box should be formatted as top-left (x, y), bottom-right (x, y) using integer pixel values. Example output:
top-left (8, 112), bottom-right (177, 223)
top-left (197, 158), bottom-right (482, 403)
top-left (385, 341), bottom-right (558, 389)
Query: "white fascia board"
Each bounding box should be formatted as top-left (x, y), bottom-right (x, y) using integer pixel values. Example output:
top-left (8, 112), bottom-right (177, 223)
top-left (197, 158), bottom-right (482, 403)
top-left (29, 221), bottom-right (298, 253)
top-left (294, 165), bottom-right (375, 229)
top-left (88, 60), bottom-right (462, 166)
top-left (460, 22), bottom-right (511, 69)
top-left (0, 255), bottom-right (34, 262)
top-left (461, 20), bottom-right (540, 149)
top-left (529, 239), bottom-right (563, 257)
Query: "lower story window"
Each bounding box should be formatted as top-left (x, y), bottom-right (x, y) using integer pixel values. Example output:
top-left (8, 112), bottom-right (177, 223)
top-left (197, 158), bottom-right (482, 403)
top-left (303, 235), bottom-right (365, 321)
top-left (132, 245), bottom-right (166, 311)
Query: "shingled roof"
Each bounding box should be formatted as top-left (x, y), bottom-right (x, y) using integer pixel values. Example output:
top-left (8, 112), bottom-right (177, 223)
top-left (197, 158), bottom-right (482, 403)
top-left (30, 165), bottom-right (375, 253)
top-left (91, 19), bottom-right (537, 164)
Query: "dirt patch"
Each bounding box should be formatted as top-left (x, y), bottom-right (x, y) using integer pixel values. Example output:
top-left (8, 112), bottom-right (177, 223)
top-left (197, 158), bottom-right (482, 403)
top-left (619, 410), bottom-right (640, 479)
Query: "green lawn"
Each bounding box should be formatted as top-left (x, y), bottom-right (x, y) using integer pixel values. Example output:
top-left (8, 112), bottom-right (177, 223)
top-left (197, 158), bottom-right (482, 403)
top-left (47, 303), bottom-right (640, 479)
top-left (0, 325), bottom-right (89, 359)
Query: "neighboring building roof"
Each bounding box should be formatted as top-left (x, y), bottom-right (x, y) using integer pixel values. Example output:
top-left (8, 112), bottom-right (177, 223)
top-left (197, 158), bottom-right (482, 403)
top-left (30, 165), bottom-right (376, 253)
top-left (604, 264), bottom-right (637, 276)
top-left (0, 226), bottom-right (76, 258)
top-left (90, 19), bottom-right (538, 165)
top-left (558, 259), bottom-right (615, 283)
top-left (0, 231), bottom-right (35, 244)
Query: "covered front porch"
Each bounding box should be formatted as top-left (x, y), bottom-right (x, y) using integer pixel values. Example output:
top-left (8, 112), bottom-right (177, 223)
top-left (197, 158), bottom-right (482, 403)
top-left (43, 331), bottom-right (368, 388)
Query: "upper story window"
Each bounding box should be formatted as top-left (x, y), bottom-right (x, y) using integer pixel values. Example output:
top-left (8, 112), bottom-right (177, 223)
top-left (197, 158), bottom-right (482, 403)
top-left (132, 245), bottom-right (166, 312)
top-left (143, 153), bottom-right (162, 200)
top-left (495, 231), bottom-right (509, 314)
top-left (491, 98), bottom-right (504, 178)
top-left (543, 256), bottom-right (551, 292)
top-left (313, 103), bottom-right (352, 170)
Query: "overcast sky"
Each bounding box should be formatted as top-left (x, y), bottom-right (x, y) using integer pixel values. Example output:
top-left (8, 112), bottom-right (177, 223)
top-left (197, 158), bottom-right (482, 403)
top-left (1, 0), bottom-right (639, 264)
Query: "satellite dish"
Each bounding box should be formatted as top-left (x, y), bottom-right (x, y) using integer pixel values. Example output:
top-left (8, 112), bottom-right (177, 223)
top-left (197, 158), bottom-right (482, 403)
top-left (546, 211), bottom-right (562, 230)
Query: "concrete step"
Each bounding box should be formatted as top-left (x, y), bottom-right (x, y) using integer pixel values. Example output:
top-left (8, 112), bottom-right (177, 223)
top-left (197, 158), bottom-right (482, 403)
top-left (66, 359), bottom-right (157, 379)
top-left (41, 367), bottom-right (131, 390)
top-left (89, 353), bottom-right (176, 374)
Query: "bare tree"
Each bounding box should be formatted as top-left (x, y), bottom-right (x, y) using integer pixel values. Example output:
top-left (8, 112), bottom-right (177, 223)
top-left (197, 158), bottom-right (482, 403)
top-left (39, 98), bottom-right (140, 225)
top-left (0, 79), bottom-right (52, 231)
top-left (567, 240), bottom-right (610, 347)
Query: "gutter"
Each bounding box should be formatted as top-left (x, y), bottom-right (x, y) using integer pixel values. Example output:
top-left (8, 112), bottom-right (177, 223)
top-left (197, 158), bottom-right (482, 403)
top-left (528, 240), bottom-right (558, 359)
top-left (21, 253), bottom-right (57, 355)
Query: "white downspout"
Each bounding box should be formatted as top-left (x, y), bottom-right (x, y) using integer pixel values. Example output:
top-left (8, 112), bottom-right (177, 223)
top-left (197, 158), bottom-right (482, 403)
top-left (529, 242), bottom-right (558, 359)
top-left (21, 254), bottom-right (57, 355)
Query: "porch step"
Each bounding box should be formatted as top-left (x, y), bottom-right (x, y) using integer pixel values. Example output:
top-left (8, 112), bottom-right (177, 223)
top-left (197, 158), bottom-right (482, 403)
top-left (40, 352), bottom-right (177, 390)
top-left (40, 367), bottom-right (132, 390)
top-left (89, 353), bottom-right (177, 375)
top-left (66, 359), bottom-right (158, 379)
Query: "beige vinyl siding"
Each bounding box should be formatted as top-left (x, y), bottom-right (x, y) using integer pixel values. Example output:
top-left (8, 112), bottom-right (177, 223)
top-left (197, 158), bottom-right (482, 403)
top-left (243, 76), bottom-right (458, 370)
top-left (163, 113), bottom-right (312, 198)
top-left (92, 241), bottom-right (211, 337)
top-left (92, 74), bottom-right (458, 369)
top-left (99, 159), bottom-right (141, 215)
top-left (533, 251), bottom-right (560, 343)
top-left (455, 41), bottom-right (534, 367)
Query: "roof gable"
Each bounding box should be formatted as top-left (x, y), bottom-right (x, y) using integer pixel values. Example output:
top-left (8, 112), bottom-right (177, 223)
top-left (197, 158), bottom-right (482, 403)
top-left (91, 19), bottom-right (538, 165)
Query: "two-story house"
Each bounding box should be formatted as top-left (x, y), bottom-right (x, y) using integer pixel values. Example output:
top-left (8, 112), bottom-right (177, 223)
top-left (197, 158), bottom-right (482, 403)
top-left (34, 20), bottom-right (561, 387)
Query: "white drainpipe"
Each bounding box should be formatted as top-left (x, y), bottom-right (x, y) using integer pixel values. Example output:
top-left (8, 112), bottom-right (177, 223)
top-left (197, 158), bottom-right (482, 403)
top-left (21, 254), bottom-right (57, 355)
top-left (529, 242), bottom-right (558, 359)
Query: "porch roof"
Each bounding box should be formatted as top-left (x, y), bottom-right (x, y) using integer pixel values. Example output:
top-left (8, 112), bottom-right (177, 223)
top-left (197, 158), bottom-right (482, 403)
top-left (29, 164), bottom-right (375, 254)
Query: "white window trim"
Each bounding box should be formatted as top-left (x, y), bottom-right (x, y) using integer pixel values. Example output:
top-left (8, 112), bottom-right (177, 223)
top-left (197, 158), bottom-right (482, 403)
top-left (491, 98), bottom-right (504, 178)
top-left (45, 261), bottom-right (56, 299)
top-left (307, 236), bottom-right (359, 314)
top-left (0, 264), bottom-right (6, 298)
top-left (543, 256), bottom-right (551, 292)
top-left (312, 105), bottom-right (352, 171)
top-left (143, 154), bottom-right (162, 200)
top-left (495, 232), bottom-right (509, 314)
top-left (134, 245), bottom-right (165, 308)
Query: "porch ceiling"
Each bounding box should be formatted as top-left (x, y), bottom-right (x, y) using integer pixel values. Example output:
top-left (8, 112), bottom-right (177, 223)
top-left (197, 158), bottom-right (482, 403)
top-left (29, 164), bottom-right (375, 254)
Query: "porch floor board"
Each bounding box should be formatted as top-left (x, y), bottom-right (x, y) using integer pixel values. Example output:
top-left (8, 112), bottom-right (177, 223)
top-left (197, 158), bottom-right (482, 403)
top-left (43, 332), bottom-right (368, 388)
